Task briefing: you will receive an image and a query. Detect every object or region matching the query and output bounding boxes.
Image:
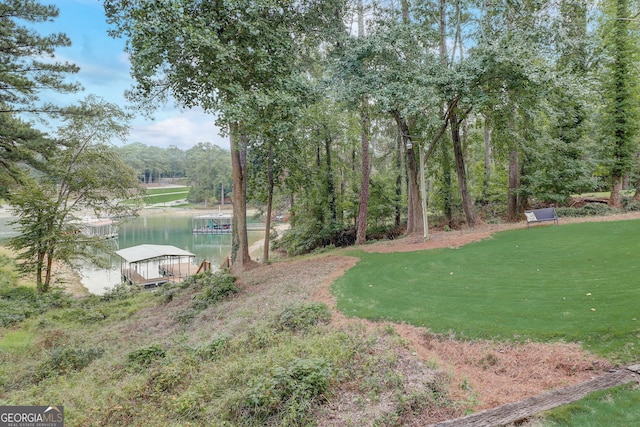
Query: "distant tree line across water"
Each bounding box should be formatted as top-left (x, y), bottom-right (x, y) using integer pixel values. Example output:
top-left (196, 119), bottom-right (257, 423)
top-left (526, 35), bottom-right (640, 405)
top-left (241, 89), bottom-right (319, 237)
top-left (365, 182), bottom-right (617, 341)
top-left (116, 142), bottom-right (232, 205)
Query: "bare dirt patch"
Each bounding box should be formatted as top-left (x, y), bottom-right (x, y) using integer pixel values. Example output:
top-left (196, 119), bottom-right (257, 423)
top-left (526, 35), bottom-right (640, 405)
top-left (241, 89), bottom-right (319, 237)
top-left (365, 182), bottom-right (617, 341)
top-left (358, 212), bottom-right (640, 254)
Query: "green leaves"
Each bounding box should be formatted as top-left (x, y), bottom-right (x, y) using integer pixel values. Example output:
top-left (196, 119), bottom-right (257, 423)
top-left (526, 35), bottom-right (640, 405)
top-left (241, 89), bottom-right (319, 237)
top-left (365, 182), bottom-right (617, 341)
top-left (7, 96), bottom-right (143, 292)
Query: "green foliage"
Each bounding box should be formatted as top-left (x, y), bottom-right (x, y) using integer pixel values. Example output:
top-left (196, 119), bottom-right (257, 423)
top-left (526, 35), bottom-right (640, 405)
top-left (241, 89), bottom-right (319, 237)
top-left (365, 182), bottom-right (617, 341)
top-left (0, 0), bottom-right (80, 115)
top-left (35, 347), bottom-right (104, 380)
top-left (556, 204), bottom-right (619, 217)
top-left (239, 358), bottom-right (332, 424)
top-left (274, 218), bottom-right (355, 256)
top-left (7, 96), bottom-right (143, 292)
top-left (186, 270), bottom-right (239, 310)
top-left (185, 143), bottom-right (232, 204)
top-left (0, 278), bottom-right (74, 327)
top-left (0, 253), bottom-right (18, 286)
top-left (49, 306), bottom-right (107, 324)
top-left (598, 0), bottom-right (640, 183)
top-left (126, 345), bottom-right (166, 371)
top-left (194, 335), bottom-right (231, 361)
top-left (276, 303), bottom-right (332, 332)
top-left (100, 282), bottom-right (142, 302)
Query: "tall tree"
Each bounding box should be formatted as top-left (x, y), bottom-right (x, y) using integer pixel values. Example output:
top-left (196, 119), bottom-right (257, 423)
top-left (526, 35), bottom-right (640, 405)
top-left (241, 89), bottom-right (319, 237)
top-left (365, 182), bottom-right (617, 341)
top-left (104, 0), bottom-right (346, 272)
top-left (8, 97), bottom-right (143, 292)
top-left (600, 0), bottom-right (639, 207)
top-left (355, 0), bottom-right (370, 245)
top-left (0, 0), bottom-right (80, 188)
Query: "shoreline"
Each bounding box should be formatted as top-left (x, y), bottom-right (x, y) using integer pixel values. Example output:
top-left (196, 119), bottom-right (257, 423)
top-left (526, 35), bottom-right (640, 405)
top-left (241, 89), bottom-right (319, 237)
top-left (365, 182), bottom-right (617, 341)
top-left (4, 204), bottom-right (639, 297)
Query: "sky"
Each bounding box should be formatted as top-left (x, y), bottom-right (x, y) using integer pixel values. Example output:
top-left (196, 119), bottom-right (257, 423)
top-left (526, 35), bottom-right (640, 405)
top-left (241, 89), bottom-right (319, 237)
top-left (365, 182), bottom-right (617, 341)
top-left (32, 0), bottom-right (229, 150)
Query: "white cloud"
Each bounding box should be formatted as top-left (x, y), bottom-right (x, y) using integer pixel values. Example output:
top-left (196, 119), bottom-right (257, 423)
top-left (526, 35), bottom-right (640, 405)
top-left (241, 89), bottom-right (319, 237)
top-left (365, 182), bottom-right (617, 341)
top-left (128, 109), bottom-right (228, 149)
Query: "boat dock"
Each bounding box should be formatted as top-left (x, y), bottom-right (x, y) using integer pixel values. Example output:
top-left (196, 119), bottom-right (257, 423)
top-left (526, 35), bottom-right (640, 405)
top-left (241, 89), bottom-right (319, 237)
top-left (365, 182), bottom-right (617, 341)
top-left (192, 212), bottom-right (265, 234)
top-left (116, 244), bottom-right (198, 288)
top-left (192, 213), bottom-right (232, 234)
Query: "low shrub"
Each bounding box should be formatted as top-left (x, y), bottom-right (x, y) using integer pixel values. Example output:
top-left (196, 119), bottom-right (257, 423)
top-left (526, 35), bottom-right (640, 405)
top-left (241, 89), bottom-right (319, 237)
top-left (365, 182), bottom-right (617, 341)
top-left (276, 303), bottom-right (331, 332)
top-left (622, 198), bottom-right (640, 211)
top-left (0, 282), bottom-right (75, 327)
top-left (556, 204), bottom-right (618, 217)
top-left (127, 344), bottom-right (166, 371)
top-left (189, 271), bottom-right (239, 309)
top-left (101, 282), bottom-right (141, 302)
top-left (195, 335), bottom-right (231, 361)
top-left (174, 308), bottom-right (197, 325)
top-left (239, 357), bottom-right (333, 424)
top-left (50, 307), bottom-right (106, 324)
top-left (35, 347), bottom-right (104, 380)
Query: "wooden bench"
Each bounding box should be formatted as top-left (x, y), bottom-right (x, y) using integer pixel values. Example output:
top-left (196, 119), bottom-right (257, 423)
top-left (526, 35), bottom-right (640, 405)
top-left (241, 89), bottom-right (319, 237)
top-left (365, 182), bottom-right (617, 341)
top-left (524, 207), bottom-right (558, 227)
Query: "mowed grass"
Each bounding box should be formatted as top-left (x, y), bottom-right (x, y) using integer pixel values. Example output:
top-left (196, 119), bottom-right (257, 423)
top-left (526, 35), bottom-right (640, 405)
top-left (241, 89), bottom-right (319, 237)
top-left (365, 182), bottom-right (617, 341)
top-left (542, 383), bottom-right (640, 426)
top-left (333, 220), bottom-right (640, 362)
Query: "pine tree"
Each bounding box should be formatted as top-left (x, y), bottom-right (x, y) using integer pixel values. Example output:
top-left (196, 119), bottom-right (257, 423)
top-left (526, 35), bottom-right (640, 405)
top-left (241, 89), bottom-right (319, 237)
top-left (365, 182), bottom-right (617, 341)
top-left (0, 0), bottom-right (80, 116)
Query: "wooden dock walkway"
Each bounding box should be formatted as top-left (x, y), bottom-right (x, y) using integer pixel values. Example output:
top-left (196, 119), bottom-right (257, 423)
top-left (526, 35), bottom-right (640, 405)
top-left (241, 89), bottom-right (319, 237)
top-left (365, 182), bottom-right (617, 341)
top-left (122, 268), bottom-right (168, 288)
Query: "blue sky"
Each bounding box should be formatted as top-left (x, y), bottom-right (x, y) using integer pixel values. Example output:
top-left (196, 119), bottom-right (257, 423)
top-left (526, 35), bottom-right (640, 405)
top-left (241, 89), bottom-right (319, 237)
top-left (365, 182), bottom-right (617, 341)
top-left (34, 0), bottom-right (228, 149)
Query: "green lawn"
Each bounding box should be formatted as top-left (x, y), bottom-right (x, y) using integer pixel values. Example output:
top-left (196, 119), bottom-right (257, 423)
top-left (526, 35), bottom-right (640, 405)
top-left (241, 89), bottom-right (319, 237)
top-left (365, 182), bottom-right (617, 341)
top-left (333, 220), bottom-right (640, 362)
top-left (543, 383), bottom-right (640, 426)
top-left (143, 191), bottom-right (189, 205)
top-left (144, 187), bottom-right (189, 195)
top-left (124, 186), bottom-right (190, 205)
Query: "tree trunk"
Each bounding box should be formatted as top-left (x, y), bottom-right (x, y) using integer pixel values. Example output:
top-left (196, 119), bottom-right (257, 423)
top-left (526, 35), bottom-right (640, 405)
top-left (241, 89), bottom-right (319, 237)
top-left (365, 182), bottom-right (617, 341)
top-left (325, 132), bottom-right (337, 222)
top-left (610, 175), bottom-right (624, 208)
top-left (482, 115), bottom-right (493, 204)
top-left (263, 140), bottom-right (274, 262)
top-left (450, 111), bottom-right (476, 227)
top-left (395, 129), bottom-right (403, 228)
top-left (507, 149), bottom-right (519, 222)
top-left (356, 111), bottom-right (370, 245)
top-left (439, 0), bottom-right (454, 228)
top-left (44, 251), bottom-right (53, 292)
top-left (36, 251), bottom-right (45, 293)
top-left (441, 135), bottom-right (453, 227)
top-left (229, 122), bottom-right (251, 273)
top-left (392, 111), bottom-right (423, 236)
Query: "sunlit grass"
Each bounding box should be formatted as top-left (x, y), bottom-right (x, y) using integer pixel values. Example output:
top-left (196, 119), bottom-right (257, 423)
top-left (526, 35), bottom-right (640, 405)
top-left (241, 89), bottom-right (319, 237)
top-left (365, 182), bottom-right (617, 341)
top-left (0, 329), bottom-right (36, 351)
top-left (333, 220), bottom-right (640, 362)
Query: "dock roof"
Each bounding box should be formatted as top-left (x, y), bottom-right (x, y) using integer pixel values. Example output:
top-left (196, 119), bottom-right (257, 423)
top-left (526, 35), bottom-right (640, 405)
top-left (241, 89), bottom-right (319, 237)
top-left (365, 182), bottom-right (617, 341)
top-left (115, 244), bottom-right (195, 263)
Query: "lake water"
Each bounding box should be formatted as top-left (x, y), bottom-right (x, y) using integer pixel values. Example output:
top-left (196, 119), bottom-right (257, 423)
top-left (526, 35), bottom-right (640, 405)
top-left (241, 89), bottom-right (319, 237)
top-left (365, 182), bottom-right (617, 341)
top-left (0, 210), bottom-right (264, 295)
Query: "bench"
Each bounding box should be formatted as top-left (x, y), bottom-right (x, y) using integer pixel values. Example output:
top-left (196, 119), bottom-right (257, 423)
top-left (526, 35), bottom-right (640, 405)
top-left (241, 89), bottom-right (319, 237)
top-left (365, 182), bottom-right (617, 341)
top-left (524, 207), bottom-right (558, 227)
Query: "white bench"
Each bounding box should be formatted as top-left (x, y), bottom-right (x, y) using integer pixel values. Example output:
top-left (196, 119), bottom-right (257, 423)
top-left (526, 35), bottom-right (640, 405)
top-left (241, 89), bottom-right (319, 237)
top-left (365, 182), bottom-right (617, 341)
top-left (524, 208), bottom-right (558, 227)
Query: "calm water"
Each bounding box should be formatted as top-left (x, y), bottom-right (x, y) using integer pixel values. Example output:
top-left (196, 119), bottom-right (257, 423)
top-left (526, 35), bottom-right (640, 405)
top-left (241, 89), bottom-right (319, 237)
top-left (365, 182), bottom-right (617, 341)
top-left (83, 213), bottom-right (264, 294)
top-left (0, 210), bottom-right (263, 295)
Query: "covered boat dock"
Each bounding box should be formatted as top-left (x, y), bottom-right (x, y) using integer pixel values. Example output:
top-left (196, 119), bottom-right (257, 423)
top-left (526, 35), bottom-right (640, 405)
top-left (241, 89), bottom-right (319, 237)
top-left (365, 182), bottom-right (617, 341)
top-left (115, 244), bottom-right (198, 288)
top-left (192, 213), bottom-right (233, 234)
top-left (79, 218), bottom-right (119, 239)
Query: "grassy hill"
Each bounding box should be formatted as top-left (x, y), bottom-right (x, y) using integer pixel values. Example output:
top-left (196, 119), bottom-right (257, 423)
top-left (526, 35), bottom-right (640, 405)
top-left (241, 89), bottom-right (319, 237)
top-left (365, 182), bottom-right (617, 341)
top-left (0, 256), bottom-right (458, 426)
